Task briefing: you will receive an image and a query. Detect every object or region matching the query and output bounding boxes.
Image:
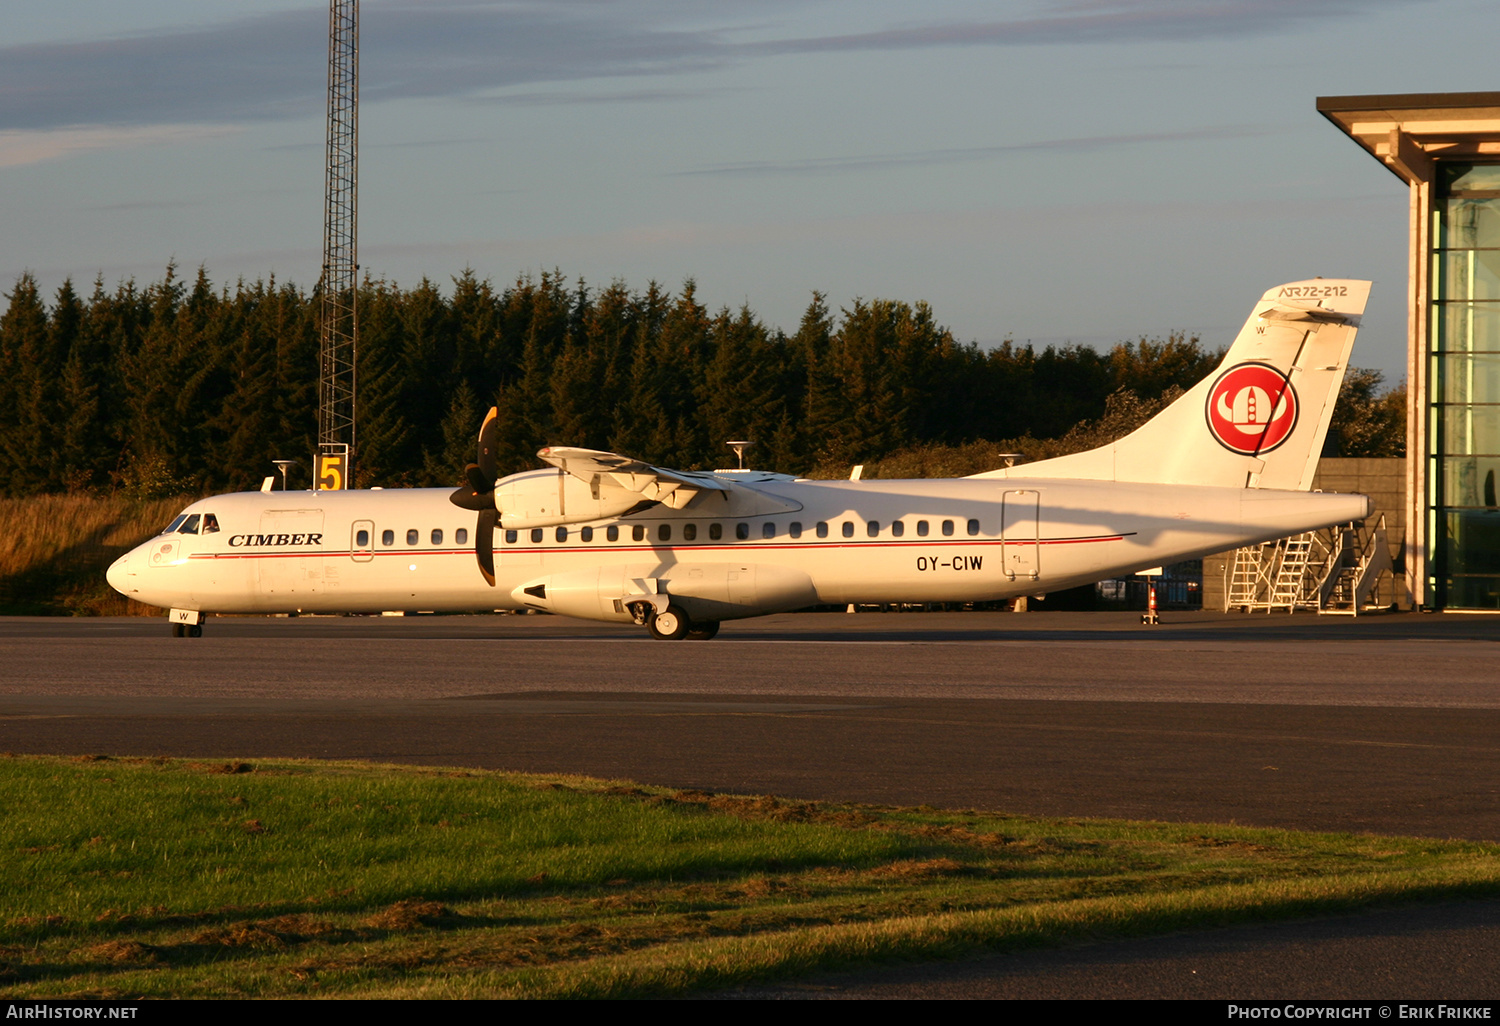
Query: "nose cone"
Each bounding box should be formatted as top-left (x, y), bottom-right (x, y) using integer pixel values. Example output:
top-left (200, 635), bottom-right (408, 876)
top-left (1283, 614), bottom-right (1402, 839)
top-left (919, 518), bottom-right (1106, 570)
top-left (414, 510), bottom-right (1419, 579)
top-left (106, 551), bottom-right (134, 596)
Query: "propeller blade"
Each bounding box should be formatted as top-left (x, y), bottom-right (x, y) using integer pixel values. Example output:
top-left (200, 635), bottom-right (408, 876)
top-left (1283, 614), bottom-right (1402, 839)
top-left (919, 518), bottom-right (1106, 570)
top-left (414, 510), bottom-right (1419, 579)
top-left (465, 463), bottom-right (491, 495)
top-left (449, 483), bottom-right (492, 512)
top-left (476, 407), bottom-right (501, 484)
top-left (475, 507), bottom-right (498, 587)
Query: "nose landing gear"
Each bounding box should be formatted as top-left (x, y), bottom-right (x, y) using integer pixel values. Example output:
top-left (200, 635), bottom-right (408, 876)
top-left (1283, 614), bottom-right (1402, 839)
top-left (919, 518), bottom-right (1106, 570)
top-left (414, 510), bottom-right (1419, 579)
top-left (169, 608), bottom-right (205, 638)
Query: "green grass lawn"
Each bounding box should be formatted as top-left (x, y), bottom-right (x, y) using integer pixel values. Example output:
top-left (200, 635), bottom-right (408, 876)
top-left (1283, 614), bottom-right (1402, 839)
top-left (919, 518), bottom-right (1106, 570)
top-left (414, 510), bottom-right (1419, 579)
top-left (3, 754), bottom-right (1497, 999)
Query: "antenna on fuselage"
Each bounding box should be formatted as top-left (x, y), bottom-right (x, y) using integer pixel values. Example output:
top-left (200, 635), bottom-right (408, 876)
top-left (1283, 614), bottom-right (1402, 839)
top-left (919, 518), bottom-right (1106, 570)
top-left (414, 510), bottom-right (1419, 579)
top-left (725, 440), bottom-right (751, 470)
top-left (272, 460), bottom-right (297, 491)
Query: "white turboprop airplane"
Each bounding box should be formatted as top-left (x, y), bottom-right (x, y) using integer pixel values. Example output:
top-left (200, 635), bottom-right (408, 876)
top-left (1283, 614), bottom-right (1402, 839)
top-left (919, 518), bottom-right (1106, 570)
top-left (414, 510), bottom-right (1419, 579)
top-left (108, 279), bottom-right (1374, 639)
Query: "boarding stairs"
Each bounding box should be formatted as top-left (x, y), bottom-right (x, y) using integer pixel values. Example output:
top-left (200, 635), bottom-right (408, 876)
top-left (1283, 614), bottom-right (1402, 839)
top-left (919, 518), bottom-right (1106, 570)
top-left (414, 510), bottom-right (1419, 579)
top-left (1226, 532), bottom-right (1320, 613)
top-left (1315, 515), bottom-right (1394, 616)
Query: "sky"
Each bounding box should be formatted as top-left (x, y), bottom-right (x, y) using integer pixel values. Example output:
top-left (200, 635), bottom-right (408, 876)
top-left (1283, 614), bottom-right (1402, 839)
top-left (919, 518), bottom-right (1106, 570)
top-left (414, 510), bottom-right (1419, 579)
top-left (2, 0), bottom-right (1496, 385)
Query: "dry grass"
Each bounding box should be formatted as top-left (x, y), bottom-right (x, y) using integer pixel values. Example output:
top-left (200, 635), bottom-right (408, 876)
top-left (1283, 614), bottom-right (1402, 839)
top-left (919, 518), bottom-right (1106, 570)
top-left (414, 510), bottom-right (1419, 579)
top-left (0, 494), bottom-right (192, 614)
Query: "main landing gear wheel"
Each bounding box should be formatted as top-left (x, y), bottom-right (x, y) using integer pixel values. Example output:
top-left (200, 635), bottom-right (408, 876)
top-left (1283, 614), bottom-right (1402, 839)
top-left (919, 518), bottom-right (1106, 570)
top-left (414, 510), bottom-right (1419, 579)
top-left (685, 621), bottom-right (720, 641)
top-left (171, 623), bottom-right (204, 638)
top-left (647, 604), bottom-right (690, 640)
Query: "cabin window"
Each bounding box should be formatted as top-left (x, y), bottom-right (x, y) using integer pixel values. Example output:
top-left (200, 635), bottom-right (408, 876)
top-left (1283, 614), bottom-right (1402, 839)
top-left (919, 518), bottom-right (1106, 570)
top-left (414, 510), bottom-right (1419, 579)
top-left (816, 522), bottom-right (829, 538)
top-left (789, 522), bottom-right (802, 539)
top-left (967, 518), bottom-right (981, 536)
top-left (530, 528), bottom-right (544, 543)
top-left (201, 514), bottom-right (220, 534)
top-left (842, 521), bottom-right (854, 538)
top-left (607, 525), bottom-right (619, 542)
top-left (406, 529), bottom-right (419, 545)
top-left (866, 520), bottom-right (879, 537)
top-left (162, 515), bottom-right (188, 535)
top-left (891, 520), bottom-right (904, 538)
top-left (916, 520), bottom-right (929, 537)
top-left (356, 529), bottom-right (370, 547)
top-left (632, 525), bottom-right (646, 542)
top-left (503, 530), bottom-right (516, 544)
top-left (942, 520), bottom-right (954, 537)
top-left (659, 524), bottom-right (672, 542)
top-left (581, 526), bottom-right (593, 542)
top-left (709, 523), bottom-right (723, 540)
top-left (381, 529), bottom-right (395, 546)
top-left (762, 522), bottom-right (776, 539)
top-left (179, 514), bottom-right (201, 535)
top-left (431, 528), bottom-right (443, 545)
top-left (457, 528), bottom-right (469, 544)
top-left (555, 527), bottom-right (568, 543)
top-left (736, 523), bottom-right (750, 540)
top-left (682, 523), bottom-right (697, 541)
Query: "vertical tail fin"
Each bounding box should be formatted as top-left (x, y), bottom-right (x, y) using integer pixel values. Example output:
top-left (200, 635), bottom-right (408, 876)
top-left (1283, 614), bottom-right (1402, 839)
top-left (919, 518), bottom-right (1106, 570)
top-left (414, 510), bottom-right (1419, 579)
top-left (973, 279), bottom-right (1370, 490)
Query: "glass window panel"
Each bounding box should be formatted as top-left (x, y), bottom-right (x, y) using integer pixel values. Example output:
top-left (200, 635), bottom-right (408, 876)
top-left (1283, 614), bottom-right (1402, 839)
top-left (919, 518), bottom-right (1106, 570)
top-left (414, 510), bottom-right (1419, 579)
top-left (556, 527), bottom-right (568, 542)
top-left (503, 530), bottom-right (516, 544)
top-left (658, 524), bottom-right (671, 541)
top-left (457, 528), bottom-right (468, 544)
top-left (1441, 164), bottom-right (1500, 194)
top-left (941, 519), bottom-right (955, 537)
top-left (162, 515), bottom-right (188, 534)
top-left (816, 522), bottom-right (828, 539)
top-left (530, 528), bottom-right (543, 543)
top-left (736, 523), bottom-right (750, 540)
top-left (632, 525), bottom-right (645, 542)
top-left (1441, 511), bottom-right (1500, 573)
top-left (1439, 457), bottom-right (1500, 507)
top-left (581, 526), bottom-right (593, 542)
top-left (179, 514), bottom-right (201, 534)
top-left (789, 522), bottom-right (802, 539)
top-left (866, 521), bottom-right (879, 537)
top-left (1436, 353), bottom-right (1500, 404)
top-left (381, 529), bottom-right (394, 546)
top-left (682, 524), bottom-right (696, 541)
top-left (841, 521), bottom-right (854, 538)
top-left (1436, 197), bottom-right (1500, 250)
top-left (762, 522), bottom-right (776, 539)
top-left (356, 529), bottom-right (369, 547)
top-left (1437, 405), bottom-right (1500, 455)
top-left (1434, 248), bottom-right (1500, 303)
top-left (406, 529), bottom-right (418, 545)
top-left (1441, 573), bottom-right (1500, 609)
top-left (1432, 302), bottom-right (1500, 353)
top-left (891, 521), bottom-right (904, 537)
top-left (916, 520), bottom-right (929, 537)
top-left (607, 525), bottom-right (619, 542)
top-left (431, 529), bottom-right (443, 545)
top-left (967, 518), bottom-right (981, 536)
top-left (709, 523), bottom-right (722, 540)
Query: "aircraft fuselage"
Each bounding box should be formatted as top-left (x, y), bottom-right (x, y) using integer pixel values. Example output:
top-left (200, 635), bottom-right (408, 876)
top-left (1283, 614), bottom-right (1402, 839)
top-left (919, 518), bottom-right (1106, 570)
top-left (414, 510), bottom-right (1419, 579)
top-left (108, 474), bottom-right (1371, 622)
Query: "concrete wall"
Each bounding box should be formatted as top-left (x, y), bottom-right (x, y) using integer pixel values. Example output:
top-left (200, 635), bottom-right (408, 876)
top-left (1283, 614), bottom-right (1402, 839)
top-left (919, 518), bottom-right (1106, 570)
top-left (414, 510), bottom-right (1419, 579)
top-left (1201, 458), bottom-right (1407, 611)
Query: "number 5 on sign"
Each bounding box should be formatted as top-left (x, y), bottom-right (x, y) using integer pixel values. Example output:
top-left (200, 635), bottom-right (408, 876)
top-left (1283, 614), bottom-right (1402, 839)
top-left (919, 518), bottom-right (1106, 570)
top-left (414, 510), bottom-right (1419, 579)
top-left (318, 454), bottom-right (347, 491)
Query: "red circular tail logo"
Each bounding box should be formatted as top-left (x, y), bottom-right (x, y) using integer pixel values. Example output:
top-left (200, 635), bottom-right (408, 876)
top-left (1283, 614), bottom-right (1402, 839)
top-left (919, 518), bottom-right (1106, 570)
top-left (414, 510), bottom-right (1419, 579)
top-left (1205, 363), bottom-right (1298, 455)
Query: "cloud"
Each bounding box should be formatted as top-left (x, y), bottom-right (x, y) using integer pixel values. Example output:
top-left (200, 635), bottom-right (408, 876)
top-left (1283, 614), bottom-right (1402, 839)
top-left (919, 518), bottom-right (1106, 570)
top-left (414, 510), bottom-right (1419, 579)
top-left (0, 1), bottom-right (1417, 133)
top-left (672, 126), bottom-right (1266, 176)
top-left (0, 124), bottom-right (240, 169)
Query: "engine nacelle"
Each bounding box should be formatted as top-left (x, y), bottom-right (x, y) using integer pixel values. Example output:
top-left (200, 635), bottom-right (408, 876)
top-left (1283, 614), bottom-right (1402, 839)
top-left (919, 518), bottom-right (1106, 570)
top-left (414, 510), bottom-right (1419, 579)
top-left (511, 562), bottom-right (818, 624)
top-left (496, 469), bottom-right (648, 529)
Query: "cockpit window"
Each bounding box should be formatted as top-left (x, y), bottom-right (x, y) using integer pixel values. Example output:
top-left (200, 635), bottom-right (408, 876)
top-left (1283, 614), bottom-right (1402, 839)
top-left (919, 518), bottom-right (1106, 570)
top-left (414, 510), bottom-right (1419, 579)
top-left (178, 514), bottom-right (201, 535)
top-left (201, 513), bottom-right (220, 534)
top-left (161, 515), bottom-right (188, 535)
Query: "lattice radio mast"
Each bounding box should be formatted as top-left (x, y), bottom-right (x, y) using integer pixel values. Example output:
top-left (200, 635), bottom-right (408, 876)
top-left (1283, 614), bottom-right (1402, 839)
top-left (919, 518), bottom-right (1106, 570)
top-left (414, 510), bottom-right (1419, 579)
top-left (317, 0), bottom-right (358, 490)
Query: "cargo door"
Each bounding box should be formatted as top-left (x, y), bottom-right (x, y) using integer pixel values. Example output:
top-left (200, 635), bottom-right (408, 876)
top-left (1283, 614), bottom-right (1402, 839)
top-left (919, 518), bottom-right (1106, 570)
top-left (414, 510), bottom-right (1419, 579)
top-left (256, 508), bottom-right (325, 599)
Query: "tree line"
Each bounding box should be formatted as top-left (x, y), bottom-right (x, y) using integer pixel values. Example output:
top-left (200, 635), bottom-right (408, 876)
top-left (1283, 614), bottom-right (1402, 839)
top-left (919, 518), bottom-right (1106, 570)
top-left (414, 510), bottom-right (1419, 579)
top-left (0, 265), bottom-right (1404, 498)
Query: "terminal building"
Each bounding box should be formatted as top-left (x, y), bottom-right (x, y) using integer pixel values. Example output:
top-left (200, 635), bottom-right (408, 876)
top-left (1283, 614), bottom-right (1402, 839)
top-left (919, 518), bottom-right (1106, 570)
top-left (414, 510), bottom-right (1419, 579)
top-left (1316, 93), bottom-right (1500, 612)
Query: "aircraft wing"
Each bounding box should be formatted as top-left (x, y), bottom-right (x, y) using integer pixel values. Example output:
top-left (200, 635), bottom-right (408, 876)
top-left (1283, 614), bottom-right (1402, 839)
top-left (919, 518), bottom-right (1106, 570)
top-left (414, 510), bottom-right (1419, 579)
top-left (537, 446), bottom-right (732, 511)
